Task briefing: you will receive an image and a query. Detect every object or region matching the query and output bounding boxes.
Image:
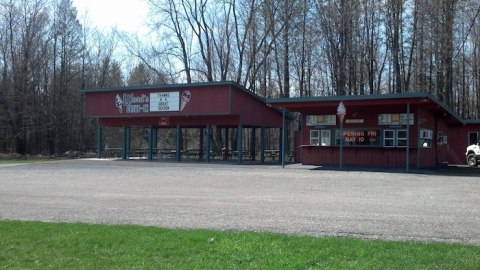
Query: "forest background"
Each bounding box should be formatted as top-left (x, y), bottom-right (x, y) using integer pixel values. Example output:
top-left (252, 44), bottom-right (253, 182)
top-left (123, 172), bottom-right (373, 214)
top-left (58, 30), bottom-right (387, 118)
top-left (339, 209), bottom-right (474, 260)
top-left (1, 0), bottom-right (479, 156)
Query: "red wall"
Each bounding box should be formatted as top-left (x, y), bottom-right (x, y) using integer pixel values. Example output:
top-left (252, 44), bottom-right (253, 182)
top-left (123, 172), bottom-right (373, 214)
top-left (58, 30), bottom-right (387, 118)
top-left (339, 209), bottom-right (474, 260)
top-left (230, 89), bottom-right (283, 127)
top-left (300, 146), bottom-right (421, 168)
top-left (448, 124), bottom-right (480, 164)
top-left (84, 85), bottom-right (230, 117)
top-left (297, 103), bottom-right (453, 168)
top-left (84, 83), bottom-right (285, 129)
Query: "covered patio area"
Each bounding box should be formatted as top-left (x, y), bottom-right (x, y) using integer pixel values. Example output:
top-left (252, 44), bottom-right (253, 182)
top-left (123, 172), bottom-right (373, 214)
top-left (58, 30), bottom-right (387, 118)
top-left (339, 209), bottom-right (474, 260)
top-left (82, 81), bottom-right (287, 164)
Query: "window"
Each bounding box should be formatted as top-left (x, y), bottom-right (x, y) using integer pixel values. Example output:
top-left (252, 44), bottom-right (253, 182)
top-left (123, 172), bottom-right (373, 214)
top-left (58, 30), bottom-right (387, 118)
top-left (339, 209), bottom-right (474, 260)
top-left (384, 130), bottom-right (395, 147)
top-left (383, 129), bottom-right (407, 147)
top-left (420, 129), bottom-right (432, 148)
top-left (306, 115), bottom-right (336, 126)
top-left (468, 132), bottom-right (479, 145)
top-left (396, 130), bottom-right (408, 147)
top-left (310, 130), bottom-right (320, 146)
top-left (309, 129), bottom-right (331, 146)
top-left (321, 130), bottom-right (331, 146)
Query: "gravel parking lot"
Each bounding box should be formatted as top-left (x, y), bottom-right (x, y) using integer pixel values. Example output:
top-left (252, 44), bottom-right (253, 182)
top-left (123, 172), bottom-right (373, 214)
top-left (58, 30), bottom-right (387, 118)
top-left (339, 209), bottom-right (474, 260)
top-left (1, 159), bottom-right (479, 244)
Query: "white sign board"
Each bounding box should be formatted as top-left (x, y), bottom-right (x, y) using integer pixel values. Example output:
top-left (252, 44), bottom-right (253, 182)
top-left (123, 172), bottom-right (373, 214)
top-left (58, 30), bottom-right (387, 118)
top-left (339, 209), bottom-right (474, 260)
top-left (150, 92), bottom-right (179, 112)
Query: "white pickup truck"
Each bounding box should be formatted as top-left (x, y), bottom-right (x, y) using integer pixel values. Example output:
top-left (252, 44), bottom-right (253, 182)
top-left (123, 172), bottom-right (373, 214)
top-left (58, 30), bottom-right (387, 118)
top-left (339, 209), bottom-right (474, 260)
top-left (466, 143), bottom-right (480, 167)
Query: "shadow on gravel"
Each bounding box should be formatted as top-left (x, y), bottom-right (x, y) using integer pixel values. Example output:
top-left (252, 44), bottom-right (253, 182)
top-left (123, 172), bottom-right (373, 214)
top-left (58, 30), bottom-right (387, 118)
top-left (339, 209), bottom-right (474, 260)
top-left (311, 165), bottom-right (480, 177)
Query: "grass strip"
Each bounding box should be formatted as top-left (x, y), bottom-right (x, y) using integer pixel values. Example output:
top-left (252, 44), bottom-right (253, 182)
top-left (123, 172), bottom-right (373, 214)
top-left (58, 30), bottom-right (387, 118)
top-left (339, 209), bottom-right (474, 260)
top-left (1, 220), bottom-right (479, 269)
top-left (0, 159), bottom-right (51, 165)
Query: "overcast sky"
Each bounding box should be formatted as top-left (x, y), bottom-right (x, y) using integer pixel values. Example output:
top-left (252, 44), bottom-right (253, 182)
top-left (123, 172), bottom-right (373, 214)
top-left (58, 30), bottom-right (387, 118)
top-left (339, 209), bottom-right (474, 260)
top-left (72, 0), bottom-right (149, 34)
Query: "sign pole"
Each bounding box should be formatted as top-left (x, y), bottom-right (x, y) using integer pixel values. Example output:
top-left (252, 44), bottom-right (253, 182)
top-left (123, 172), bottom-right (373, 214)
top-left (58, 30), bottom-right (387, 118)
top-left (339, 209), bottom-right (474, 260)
top-left (340, 120), bottom-right (344, 170)
top-left (337, 101), bottom-right (346, 170)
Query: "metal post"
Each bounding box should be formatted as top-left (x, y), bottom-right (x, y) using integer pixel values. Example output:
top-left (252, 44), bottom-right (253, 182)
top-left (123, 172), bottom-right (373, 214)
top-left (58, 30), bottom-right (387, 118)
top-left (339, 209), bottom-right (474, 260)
top-left (250, 128), bottom-right (256, 161)
top-left (176, 125), bottom-right (181, 161)
top-left (237, 123), bottom-right (243, 163)
top-left (96, 123), bottom-right (103, 159)
top-left (406, 103), bottom-right (410, 172)
top-left (126, 127), bottom-right (131, 159)
top-left (153, 127), bottom-right (157, 158)
top-left (148, 126), bottom-right (154, 160)
top-left (300, 111), bottom-right (304, 163)
top-left (340, 121), bottom-right (344, 170)
top-left (224, 128), bottom-right (229, 161)
top-left (337, 101), bottom-right (346, 170)
top-left (282, 107), bottom-right (286, 168)
top-left (122, 126), bottom-right (128, 160)
top-left (199, 127), bottom-right (204, 160)
top-left (260, 127), bottom-right (265, 163)
top-left (416, 105), bottom-right (421, 169)
top-left (206, 125), bottom-right (211, 162)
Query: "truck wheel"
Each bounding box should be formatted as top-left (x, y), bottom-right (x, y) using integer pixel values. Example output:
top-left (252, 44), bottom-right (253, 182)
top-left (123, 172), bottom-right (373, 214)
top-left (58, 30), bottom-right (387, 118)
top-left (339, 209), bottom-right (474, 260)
top-left (466, 153), bottom-right (478, 167)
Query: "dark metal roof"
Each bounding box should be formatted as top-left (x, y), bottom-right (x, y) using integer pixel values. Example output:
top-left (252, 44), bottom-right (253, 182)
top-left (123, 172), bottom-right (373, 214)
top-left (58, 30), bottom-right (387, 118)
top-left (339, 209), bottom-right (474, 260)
top-left (81, 80), bottom-right (269, 102)
top-left (267, 91), bottom-right (435, 103)
top-left (463, 119), bottom-right (480, 125)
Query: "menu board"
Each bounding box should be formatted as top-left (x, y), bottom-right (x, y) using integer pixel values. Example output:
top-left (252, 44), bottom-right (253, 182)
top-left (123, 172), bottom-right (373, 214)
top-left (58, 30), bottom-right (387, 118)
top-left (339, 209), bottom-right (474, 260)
top-left (306, 115), bottom-right (336, 126)
top-left (378, 113), bottom-right (414, 125)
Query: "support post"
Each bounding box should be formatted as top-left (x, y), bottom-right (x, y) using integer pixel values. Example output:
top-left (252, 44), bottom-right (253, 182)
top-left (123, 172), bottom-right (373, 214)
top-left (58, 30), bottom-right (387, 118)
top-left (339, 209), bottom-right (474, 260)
top-left (340, 120), bottom-right (344, 170)
top-left (237, 123), bottom-right (243, 163)
top-left (176, 125), bottom-right (182, 161)
top-left (406, 103), bottom-right (410, 172)
top-left (416, 105), bottom-right (421, 169)
top-left (122, 126), bottom-right (130, 160)
top-left (281, 107), bottom-right (286, 168)
top-left (199, 127), bottom-right (204, 160)
top-left (260, 127), bottom-right (265, 163)
top-left (224, 128), bottom-right (229, 161)
top-left (300, 111), bottom-right (304, 163)
top-left (153, 127), bottom-right (157, 157)
top-left (96, 124), bottom-right (103, 159)
top-left (148, 126), bottom-right (154, 160)
top-left (250, 128), bottom-right (256, 161)
top-left (206, 125), bottom-right (211, 162)
top-left (279, 128), bottom-right (283, 164)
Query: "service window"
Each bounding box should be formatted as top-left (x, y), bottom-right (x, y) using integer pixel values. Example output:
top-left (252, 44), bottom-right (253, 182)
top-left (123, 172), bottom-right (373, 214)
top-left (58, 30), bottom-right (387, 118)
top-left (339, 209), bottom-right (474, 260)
top-left (310, 130), bottom-right (320, 146)
top-left (396, 130), bottom-right (408, 147)
top-left (309, 129), bottom-right (332, 146)
top-left (384, 130), bottom-right (395, 147)
top-left (420, 129), bottom-right (433, 148)
top-left (468, 132), bottom-right (479, 145)
top-left (320, 130), bottom-right (331, 146)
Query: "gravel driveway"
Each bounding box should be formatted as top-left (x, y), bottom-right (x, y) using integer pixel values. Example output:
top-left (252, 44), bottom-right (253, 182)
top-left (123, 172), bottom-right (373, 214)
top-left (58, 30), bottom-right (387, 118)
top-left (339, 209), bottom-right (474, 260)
top-left (1, 159), bottom-right (479, 244)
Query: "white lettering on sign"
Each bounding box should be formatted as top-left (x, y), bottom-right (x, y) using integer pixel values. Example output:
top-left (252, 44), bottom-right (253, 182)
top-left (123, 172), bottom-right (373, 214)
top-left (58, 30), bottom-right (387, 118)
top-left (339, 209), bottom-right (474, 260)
top-left (150, 92), bottom-right (180, 112)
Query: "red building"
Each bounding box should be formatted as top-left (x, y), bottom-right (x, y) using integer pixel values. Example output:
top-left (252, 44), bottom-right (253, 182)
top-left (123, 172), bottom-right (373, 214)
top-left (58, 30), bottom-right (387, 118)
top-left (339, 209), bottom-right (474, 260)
top-left (83, 82), bottom-right (480, 169)
top-left (82, 81), bottom-right (287, 162)
top-left (267, 92), bottom-right (480, 169)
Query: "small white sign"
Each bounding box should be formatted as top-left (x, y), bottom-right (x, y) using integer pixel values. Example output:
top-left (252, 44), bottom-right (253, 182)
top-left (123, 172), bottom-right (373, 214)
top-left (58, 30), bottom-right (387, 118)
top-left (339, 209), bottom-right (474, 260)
top-left (150, 92), bottom-right (179, 112)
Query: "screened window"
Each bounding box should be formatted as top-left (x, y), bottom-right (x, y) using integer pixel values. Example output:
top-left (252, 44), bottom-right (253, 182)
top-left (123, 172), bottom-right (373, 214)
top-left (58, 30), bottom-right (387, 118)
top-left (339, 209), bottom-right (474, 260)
top-left (310, 130), bottom-right (320, 146)
top-left (468, 132), bottom-right (479, 145)
top-left (320, 130), bottom-right (331, 146)
top-left (396, 130), bottom-right (408, 147)
top-left (384, 130), bottom-right (395, 147)
top-left (420, 129), bottom-right (432, 148)
top-left (310, 129), bottom-right (332, 146)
